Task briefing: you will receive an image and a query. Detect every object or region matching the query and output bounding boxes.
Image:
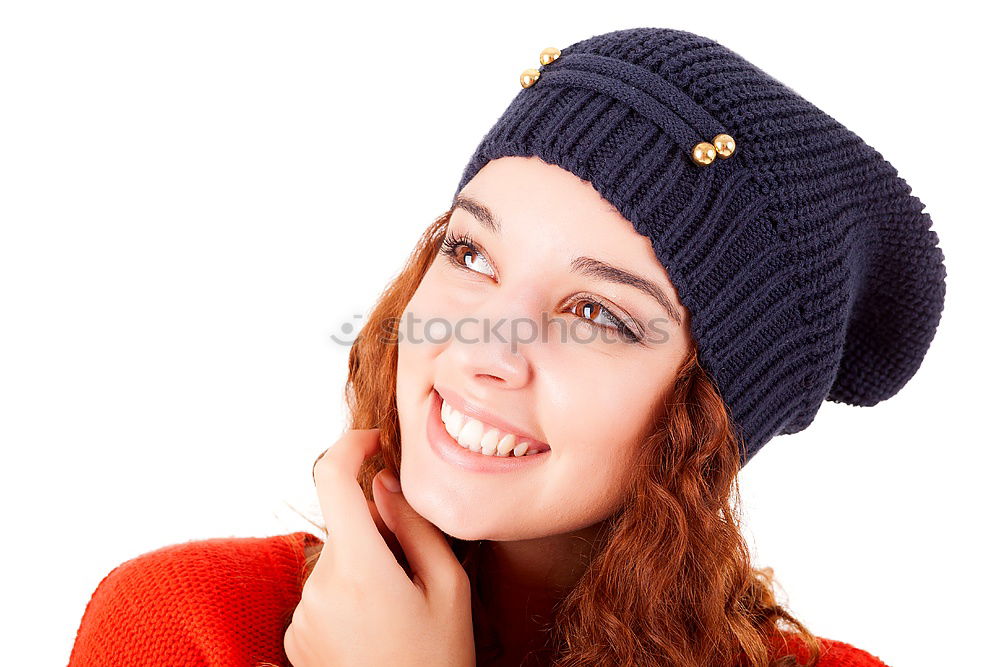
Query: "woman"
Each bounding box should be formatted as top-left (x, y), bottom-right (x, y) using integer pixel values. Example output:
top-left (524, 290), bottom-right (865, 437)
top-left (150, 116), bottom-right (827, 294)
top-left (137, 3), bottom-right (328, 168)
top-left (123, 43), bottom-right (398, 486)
top-left (69, 27), bottom-right (946, 667)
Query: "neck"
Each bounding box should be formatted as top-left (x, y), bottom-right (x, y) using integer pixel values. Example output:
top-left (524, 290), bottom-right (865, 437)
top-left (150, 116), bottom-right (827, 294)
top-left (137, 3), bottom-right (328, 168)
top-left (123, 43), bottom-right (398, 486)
top-left (474, 521), bottom-right (608, 663)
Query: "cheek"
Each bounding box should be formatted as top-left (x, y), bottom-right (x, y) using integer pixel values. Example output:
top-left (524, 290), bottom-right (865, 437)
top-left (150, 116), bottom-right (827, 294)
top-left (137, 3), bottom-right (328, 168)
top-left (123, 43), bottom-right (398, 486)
top-left (396, 266), bottom-right (473, 380)
top-left (539, 357), bottom-right (666, 512)
top-left (396, 292), bottom-right (437, 401)
top-left (544, 343), bottom-right (667, 452)
top-left (395, 271), bottom-right (458, 421)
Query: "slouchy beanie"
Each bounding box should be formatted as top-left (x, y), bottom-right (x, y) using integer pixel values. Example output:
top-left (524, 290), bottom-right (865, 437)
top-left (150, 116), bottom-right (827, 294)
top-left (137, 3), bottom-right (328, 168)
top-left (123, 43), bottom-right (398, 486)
top-left (453, 27), bottom-right (947, 464)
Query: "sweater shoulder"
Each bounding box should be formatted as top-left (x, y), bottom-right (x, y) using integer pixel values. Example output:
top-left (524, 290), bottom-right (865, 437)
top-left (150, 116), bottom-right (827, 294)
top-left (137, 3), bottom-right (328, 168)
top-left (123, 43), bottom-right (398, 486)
top-left (815, 637), bottom-right (890, 667)
top-left (773, 633), bottom-right (890, 667)
top-left (68, 531), bottom-right (323, 667)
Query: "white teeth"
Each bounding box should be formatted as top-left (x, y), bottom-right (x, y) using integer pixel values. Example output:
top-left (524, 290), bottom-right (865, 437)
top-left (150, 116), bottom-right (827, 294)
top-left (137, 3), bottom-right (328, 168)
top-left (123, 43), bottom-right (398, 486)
top-left (480, 429), bottom-right (500, 455)
top-left (444, 408), bottom-right (465, 439)
top-left (439, 395), bottom-right (544, 458)
top-left (496, 433), bottom-right (516, 456)
top-left (457, 419), bottom-right (485, 451)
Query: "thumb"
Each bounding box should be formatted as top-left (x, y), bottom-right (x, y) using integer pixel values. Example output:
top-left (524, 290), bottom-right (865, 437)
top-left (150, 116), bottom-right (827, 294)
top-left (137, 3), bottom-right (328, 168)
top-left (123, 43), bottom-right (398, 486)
top-left (372, 469), bottom-right (468, 596)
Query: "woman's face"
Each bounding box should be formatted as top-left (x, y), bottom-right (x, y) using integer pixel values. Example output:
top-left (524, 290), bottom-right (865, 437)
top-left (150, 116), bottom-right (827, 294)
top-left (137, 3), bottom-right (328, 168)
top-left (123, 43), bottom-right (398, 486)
top-left (395, 156), bottom-right (693, 541)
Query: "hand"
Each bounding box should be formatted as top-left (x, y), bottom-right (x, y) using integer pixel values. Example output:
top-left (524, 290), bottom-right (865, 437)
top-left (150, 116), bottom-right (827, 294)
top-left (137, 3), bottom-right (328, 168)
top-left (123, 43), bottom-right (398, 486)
top-left (284, 428), bottom-right (476, 667)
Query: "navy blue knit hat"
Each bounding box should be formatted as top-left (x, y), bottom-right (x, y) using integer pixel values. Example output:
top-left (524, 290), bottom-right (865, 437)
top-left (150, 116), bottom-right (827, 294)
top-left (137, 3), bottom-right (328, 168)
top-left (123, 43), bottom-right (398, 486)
top-left (453, 27), bottom-right (947, 464)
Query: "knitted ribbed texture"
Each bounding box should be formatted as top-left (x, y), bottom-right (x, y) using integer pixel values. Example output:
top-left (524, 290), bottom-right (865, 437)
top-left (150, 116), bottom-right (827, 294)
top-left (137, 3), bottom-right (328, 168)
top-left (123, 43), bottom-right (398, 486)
top-left (67, 532), bottom-right (889, 666)
top-left (454, 27), bottom-right (947, 463)
top-left (67, 531), bottom-right (322, 667)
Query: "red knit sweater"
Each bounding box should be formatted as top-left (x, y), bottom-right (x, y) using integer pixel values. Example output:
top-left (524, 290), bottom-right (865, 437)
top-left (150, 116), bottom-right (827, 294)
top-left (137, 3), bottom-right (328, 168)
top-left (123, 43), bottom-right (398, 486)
top-left (68, 531), bottom-right (889, 666)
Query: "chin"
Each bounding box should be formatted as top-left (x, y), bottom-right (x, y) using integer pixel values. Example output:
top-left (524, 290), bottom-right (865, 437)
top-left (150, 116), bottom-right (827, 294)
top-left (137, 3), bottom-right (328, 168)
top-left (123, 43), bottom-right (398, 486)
top-left (402, 482), bottom-right (533, 542)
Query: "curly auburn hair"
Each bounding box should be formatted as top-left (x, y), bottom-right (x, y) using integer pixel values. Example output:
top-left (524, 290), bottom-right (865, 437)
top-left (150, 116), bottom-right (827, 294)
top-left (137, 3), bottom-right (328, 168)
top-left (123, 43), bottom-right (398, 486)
top-left (300, 207), bottom-right (820, 667)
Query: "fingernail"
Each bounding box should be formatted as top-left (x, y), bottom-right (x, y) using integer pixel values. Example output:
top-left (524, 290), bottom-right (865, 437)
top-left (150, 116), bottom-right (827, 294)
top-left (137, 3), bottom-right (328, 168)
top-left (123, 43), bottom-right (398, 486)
top-left (380, 471), bottom-right (401, 493)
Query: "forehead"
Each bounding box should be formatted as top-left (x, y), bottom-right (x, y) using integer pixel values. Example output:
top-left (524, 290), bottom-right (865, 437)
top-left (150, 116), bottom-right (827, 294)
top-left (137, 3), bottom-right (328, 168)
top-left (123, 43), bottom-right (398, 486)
top-left (456, 157), bottom-right (658, 264)
top-left (461, 156), bottom-right (626, 230)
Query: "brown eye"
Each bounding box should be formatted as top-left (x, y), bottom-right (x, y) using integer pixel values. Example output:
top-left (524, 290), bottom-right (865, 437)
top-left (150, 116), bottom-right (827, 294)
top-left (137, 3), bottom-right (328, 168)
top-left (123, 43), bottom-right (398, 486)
top-left (456, 244), bottom-right (478, 267)
top-left (572, 300), bottom-right (603, 322)
top-left (568, 298), bottom-right (640, 343)
top-left (440, 233), bottom-right (496, 278)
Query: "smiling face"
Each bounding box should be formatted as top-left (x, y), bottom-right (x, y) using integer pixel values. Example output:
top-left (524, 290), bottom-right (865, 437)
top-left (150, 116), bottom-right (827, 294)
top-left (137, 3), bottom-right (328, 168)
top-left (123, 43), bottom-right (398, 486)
top-left (395, 156), bottom-right (693, 541)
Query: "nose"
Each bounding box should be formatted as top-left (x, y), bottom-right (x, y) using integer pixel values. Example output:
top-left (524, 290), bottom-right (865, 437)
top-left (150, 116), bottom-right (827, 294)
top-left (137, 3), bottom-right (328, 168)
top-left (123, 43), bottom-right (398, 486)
top-left (447, 292), bottom-right (541, 390)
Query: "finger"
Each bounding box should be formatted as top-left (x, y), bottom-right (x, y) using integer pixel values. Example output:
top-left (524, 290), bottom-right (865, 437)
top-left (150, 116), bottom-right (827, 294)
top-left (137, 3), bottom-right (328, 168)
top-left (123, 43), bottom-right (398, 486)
top-left (311, 449), bottom-right (327, 487)
top-left (312, 428), bottom-right (398, 573)
top-left (368, 498), bottom-right (406, 570)
top-left (372, 469), bottom-right (468, 597)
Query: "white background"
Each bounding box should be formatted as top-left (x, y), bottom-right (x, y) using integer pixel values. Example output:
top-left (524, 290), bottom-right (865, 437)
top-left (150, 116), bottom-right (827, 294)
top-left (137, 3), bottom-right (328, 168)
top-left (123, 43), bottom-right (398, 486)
top-left (1, 2), bottom-right (996, 665)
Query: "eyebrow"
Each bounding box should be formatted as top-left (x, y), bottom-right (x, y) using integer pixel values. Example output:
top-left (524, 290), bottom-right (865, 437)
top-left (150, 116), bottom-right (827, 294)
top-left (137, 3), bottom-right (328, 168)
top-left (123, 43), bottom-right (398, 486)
top-left (450, 195), bottom-right (683, 325)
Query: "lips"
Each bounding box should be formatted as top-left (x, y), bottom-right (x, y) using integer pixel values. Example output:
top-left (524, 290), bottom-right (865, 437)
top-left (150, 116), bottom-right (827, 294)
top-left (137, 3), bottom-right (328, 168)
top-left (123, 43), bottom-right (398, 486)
top-left (433, 384), bottom-right (550, 452)
top-left (426, 387), bottom-right (549, 473)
